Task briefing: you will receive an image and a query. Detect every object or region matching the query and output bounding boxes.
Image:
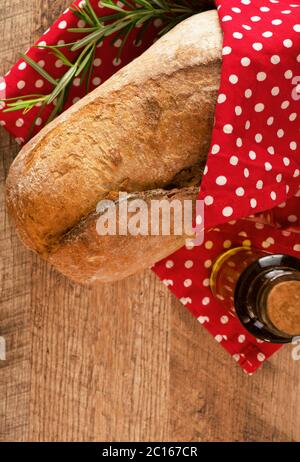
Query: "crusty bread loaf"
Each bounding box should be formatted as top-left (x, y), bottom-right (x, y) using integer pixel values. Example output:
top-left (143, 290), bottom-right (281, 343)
top-left (6, 10), bottom-right (222, 284)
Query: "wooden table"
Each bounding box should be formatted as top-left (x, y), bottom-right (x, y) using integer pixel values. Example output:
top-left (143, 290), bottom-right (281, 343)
top-left (1, 0), bottom-right (300, 442)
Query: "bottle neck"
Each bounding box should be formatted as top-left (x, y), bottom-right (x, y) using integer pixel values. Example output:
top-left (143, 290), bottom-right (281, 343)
top-left (234, 254), bottom-right (300, 343)
top-left (210, 248), bottom-right (300, 343)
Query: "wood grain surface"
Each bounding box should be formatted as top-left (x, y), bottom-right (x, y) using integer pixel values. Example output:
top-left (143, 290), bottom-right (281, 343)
top-left (1, 0), bottom-right (300, 442)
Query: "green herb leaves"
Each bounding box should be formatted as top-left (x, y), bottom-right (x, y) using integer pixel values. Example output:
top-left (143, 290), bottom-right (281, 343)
top-left (1, 0), bottom-right (205, 135)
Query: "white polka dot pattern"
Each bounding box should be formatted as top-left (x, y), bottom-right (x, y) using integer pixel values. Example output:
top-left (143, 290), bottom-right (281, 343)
top-left (0, 0), bottom-right (162, 141)
top-left (199, 0), bottom-right (300, 232)
top-left (154, 0), bottom-right (300, 375)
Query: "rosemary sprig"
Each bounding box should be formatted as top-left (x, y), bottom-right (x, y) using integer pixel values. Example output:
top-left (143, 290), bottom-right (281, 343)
top-left (0, 0), bottom-right (208, 136)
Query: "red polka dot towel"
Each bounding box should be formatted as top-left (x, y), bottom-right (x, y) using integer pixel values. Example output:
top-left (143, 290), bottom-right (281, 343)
top-left (0, 1), bottom-right (160, 143)
top-left (199, 0), bottom-right (300, 228)
top-left (1, 0), bottom-right (300, 374)
top-left (154, 0), bottom-right (300, 373)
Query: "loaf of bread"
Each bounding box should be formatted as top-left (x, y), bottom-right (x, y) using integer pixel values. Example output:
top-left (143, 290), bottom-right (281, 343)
top-left (6, 10), bottom-right (222, 284)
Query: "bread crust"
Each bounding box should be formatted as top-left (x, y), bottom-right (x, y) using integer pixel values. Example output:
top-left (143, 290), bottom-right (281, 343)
top-left (6, 10), bottom-right (222, 283)
top-left (49, 186), bottom-right (198, 284)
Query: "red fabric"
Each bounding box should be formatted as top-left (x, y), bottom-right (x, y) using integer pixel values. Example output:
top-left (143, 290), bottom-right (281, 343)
top-left (0, 1), bottom-right (160, 142)
top-left (153, 0), bottom-right (300, 373)
top-left (1, 0), bottom-right (300, 373)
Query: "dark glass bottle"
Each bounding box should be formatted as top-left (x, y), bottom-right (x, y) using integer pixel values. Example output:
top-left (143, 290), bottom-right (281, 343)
top-left (210, 247), bottom-right (300, 343)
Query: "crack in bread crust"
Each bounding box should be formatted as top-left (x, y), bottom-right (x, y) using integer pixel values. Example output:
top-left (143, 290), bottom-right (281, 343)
top-left (48, 185), bottom-right (199, 284)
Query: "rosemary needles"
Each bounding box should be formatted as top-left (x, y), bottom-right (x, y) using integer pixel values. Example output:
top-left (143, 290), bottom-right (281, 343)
top-left (1, 0), bottom-right (205, 132)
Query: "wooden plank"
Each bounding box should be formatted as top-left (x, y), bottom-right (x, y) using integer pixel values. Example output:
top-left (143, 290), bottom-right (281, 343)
top-left (170, 301), bottom-right (300, 441)
top-left (0, 0), bottom-right (36, 442)
top-left (1, 0), bottom-right (300, 442)
top-left (27, 270), bottom-right (170, 441)
top-left (0, 0), bottom-right (170, 442)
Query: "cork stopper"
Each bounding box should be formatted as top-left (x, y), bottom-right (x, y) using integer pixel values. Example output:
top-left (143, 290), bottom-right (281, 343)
top-left (267, 280), bottom-right (300, 336)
